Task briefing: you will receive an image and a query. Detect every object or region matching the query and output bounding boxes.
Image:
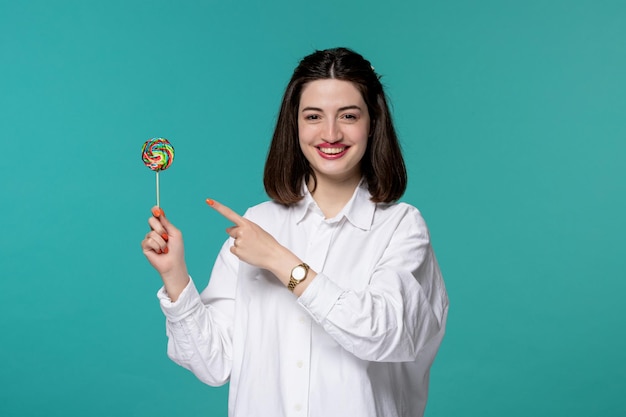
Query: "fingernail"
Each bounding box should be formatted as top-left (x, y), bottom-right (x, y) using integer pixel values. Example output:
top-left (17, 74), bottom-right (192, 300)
top-left (206, 198), bottom-right (215, 206)
top-left (152, 207), bottom-right (161, 217)
top-left (160, 208), bottom-right (165, 217)
top-left (161, 233), bottom-right (169, 241)
top-left (163, 247), bottom-right (169, 254)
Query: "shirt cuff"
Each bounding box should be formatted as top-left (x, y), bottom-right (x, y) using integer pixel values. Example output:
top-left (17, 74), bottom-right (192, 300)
top-left (297, 273), bottom-right (344, 323)
top-left (157, 276), bottom-right (202, 322)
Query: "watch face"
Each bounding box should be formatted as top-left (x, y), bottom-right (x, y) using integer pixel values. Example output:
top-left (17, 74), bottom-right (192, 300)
top-left (292, 266), bottom-right (306, 280)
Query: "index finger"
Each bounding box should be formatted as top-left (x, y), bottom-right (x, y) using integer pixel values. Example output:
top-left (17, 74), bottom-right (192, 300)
top-left (206, 198), bottom-right (246, 225)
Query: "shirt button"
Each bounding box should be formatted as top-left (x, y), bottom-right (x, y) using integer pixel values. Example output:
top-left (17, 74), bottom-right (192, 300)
top-left (295, 404), bottom-right (302, 412)
top-left (298, 316), bottom-right (306, 323)
top-left (296, 360), bottom-right (303, 368)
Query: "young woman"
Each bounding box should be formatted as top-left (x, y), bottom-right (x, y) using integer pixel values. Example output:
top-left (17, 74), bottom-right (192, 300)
top-left (141, 47), bottom-right (448, 417)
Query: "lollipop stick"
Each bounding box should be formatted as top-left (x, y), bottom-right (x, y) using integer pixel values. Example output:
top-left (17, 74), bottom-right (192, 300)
top-left (156, 171), bottom-right (161, 208)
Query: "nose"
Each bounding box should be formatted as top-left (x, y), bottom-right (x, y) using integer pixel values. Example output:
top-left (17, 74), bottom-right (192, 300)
top-left (322, 119), bottom-right (342, 143)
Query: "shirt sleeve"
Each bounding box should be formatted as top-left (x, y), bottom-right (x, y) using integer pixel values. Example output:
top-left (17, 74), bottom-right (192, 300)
top-left (297, 208), bottom-right (449, 363)
top-left (157, 239), bottom-right (238, 386)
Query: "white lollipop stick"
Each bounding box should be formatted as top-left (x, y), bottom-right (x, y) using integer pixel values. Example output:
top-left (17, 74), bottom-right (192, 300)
top-left (156, 171), bottom-right (161, 207)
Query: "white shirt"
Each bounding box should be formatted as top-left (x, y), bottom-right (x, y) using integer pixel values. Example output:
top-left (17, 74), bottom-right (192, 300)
top-left (158, 182), bottom-right (449, 417)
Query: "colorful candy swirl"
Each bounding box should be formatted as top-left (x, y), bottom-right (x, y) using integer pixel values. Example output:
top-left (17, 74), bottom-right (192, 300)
top-left (142, 137), bottom-right (174, 171)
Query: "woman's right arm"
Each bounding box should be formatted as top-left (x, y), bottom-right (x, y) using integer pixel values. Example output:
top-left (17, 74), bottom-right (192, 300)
top-left (141, 207), bottom-right (237, 386)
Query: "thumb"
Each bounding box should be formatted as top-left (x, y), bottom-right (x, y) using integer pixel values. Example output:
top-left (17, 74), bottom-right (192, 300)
top-left (152, 206), bottom-right (180, 236)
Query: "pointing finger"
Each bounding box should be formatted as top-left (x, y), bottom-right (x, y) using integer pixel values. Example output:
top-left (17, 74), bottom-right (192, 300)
top-left (206, 198), bottom-right (246, 226)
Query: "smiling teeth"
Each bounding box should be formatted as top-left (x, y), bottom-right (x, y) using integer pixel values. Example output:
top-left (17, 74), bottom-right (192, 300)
top-left (319, 147), bottom-right (345, 155)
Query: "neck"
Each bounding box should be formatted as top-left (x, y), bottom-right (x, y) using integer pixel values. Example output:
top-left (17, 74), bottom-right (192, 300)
top-left (308, 174), bottom-right (361, 219)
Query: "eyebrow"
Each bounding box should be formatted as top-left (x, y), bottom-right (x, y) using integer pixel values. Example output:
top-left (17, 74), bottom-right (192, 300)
top-left (301, 105), bottom-right (363, 113)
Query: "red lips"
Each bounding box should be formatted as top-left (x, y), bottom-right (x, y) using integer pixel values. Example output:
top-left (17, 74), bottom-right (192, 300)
top-left (316, 143), bottom-right (349, 160)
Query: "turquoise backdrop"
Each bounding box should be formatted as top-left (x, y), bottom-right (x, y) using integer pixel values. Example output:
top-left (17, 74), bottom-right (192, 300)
top-left (1, 0), bottom-right (624, 416)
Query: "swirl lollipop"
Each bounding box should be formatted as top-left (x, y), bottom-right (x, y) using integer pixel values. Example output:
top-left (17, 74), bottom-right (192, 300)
top-left (142, 137), bottom-right (174, 207)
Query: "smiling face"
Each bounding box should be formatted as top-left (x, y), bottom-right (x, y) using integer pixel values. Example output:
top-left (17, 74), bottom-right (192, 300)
top-left (298, 79), bottom-right (370, 188)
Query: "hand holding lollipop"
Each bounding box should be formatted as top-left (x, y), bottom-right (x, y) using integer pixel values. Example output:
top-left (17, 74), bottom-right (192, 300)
top-left (140, 137), bottom-right (189, 300)
top-left (141, 137), bottom-right (174, 207)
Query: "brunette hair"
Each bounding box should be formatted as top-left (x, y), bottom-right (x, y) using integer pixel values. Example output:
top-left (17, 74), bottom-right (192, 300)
top-left (264, 47), bottom-right (407, 204)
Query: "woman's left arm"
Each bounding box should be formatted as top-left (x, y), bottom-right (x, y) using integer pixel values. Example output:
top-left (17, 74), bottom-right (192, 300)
top-left (297, 210), bottom-right (449, 363)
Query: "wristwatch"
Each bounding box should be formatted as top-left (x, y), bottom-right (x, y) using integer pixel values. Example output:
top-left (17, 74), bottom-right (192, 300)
top-left (287, 263), bottom-right (310, 292)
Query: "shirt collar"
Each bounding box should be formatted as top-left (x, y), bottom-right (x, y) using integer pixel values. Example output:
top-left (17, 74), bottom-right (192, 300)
top-left (293, 185), bottom-right (320, 224)
top-left (293, 179), bottom-right (376, 231)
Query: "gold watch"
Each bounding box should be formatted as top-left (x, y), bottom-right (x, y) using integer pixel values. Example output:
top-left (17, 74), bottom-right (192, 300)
top-left (287, 263), bottom-right (310, 292)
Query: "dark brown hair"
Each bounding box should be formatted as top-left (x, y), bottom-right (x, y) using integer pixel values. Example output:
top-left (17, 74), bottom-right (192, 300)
top-left (264, 47), bottom-right (407, 204)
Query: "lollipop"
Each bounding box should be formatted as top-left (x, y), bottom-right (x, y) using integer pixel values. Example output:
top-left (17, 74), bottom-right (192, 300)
top-left (141, 137), bottom-right (174, 207)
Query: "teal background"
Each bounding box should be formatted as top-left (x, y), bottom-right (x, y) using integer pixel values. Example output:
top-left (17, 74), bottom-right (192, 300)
top-left (1, 0), bottom-right (624, 416)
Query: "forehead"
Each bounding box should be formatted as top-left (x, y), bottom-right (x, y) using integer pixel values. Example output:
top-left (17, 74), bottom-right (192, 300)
top-left (299, 79), bottom-right (365, 109)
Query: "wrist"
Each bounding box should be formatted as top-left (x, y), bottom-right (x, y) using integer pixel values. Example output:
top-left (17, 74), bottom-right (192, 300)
top-left (266, 246), bottom-right (317, 295)
top-left (288, 263), bottom-right (310, 292)
top-left (267, 246), bottom-right (300, 285)
top-left (161, 267), bottom-right (190, 302)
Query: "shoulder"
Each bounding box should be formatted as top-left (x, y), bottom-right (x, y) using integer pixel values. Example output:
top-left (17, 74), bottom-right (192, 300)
top-left (242, 200), bottom-right (291, 224)
top-left (374, 201), bottom-right (430, 240)
top-left (376, 201), bottom-right (426, 225)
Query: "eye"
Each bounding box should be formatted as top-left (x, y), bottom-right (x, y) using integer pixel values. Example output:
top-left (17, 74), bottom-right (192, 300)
top-left (304, 114), bottom-right (320, 121)
top-left (341, 113), bottom-right (359, 121)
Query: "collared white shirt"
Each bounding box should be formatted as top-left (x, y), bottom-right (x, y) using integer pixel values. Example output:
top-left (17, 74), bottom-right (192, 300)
top-left (158, 182), bottom-right (448, 417)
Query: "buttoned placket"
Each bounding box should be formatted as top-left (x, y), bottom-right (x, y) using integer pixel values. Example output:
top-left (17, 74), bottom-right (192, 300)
top-left (288, 213), bottom-right (342, 416)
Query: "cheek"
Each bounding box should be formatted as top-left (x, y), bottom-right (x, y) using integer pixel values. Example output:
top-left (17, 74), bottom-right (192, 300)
top-left (297, 130), bottom-right (310, 155)
top-left (298, 124), bottom-right (317, 144)
top-left (351, 125), bottom-right (370, 145)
